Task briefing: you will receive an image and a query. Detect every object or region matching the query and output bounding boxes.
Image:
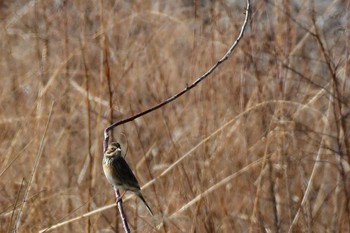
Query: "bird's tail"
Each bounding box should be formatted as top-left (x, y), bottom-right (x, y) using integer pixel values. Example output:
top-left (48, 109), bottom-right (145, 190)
top-left (137, 192), bottom-right (153, 215)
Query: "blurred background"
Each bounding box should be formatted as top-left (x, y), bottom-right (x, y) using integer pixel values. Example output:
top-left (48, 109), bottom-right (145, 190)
top-left (0, 0), bottom-right (349, 232)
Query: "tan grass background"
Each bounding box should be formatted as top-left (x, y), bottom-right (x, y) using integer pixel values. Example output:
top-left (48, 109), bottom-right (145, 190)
top-left (1, 0), bottom-right (350, 232)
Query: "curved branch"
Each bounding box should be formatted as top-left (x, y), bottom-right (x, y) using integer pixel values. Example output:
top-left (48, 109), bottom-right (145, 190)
top-left (98, 1), bottom-right (252, 233)
top-left (103, 0), bottom-right (251, 152)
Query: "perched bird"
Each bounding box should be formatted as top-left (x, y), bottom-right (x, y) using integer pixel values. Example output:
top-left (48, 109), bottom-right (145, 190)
top-left (103, 142), bottom-right (153, 215)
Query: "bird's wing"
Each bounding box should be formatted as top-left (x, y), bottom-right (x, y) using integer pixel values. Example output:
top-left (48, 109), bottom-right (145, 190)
top-left (113, 156), bottom-right (141, 191)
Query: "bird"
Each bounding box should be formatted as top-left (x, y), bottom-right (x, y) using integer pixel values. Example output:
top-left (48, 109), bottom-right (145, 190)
top-left (103, 142), bottom-right (153, 215)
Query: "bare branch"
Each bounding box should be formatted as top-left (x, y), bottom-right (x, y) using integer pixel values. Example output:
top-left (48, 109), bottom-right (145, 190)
top-left (101, 1), bottom-right (251, 232)
top-left (114, 188), bottom-right (130, 232)
top-left (103, 0), bottom-right (251, 152)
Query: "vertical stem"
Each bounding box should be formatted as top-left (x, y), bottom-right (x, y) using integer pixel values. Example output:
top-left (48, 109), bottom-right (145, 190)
top-left (62, 1), bottom-right (74, 232)
top-left (268, 160), bottom-right (280, 233)
top-left (16, 102), bottom-right (54, 231)
top-left (80, 33), bottom-right (93, 233)
top-left (99, 1), bottom-right (126, 232)
top-left (114, 188), bottom-right (130, 233)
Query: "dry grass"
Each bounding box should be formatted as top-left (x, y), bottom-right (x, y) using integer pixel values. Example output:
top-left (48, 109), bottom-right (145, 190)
top-left (1, 0), bottom-right (350, 232)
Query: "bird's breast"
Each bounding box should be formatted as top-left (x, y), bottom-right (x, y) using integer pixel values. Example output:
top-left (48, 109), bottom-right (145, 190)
top-left (103, 162), bottom-right (122, 186)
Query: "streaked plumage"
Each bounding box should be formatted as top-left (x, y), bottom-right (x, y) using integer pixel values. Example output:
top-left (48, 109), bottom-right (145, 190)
top-left (103, 142), bottom-right (153, 215)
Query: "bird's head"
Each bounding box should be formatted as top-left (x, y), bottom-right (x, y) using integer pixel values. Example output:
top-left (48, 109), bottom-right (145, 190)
top-left (105, 142), bottom-right (122, 157)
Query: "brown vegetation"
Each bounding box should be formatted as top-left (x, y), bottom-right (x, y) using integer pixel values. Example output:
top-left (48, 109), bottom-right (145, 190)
top-left (0, 0), bottom-right (349, 232)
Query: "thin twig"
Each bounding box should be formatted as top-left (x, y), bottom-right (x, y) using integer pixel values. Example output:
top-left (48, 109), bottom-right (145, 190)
top-left (15, 102), bottom-right (54, 231)
top-left (310, 11), bottom-right (350, 227)
top-left (103, 0), bottom-right (251, 152)
top-left (80, 33), bottom-right (93, 233)
top-left (0, 141), bottom-right (32, 178)
top-left (288, 97), bottom-right (331, 232)
top-left (99, 0), bottom-right (124, 231)
top-left (7, 178), bottom-right (25, 233)
top-left (115, 187), bottom-right (130, 232)
top-left (101, 1), bottom-right (250, 232)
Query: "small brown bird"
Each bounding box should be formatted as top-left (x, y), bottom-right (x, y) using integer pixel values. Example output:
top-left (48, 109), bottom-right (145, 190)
top-left (103, 142), bottom-right (153, 215)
